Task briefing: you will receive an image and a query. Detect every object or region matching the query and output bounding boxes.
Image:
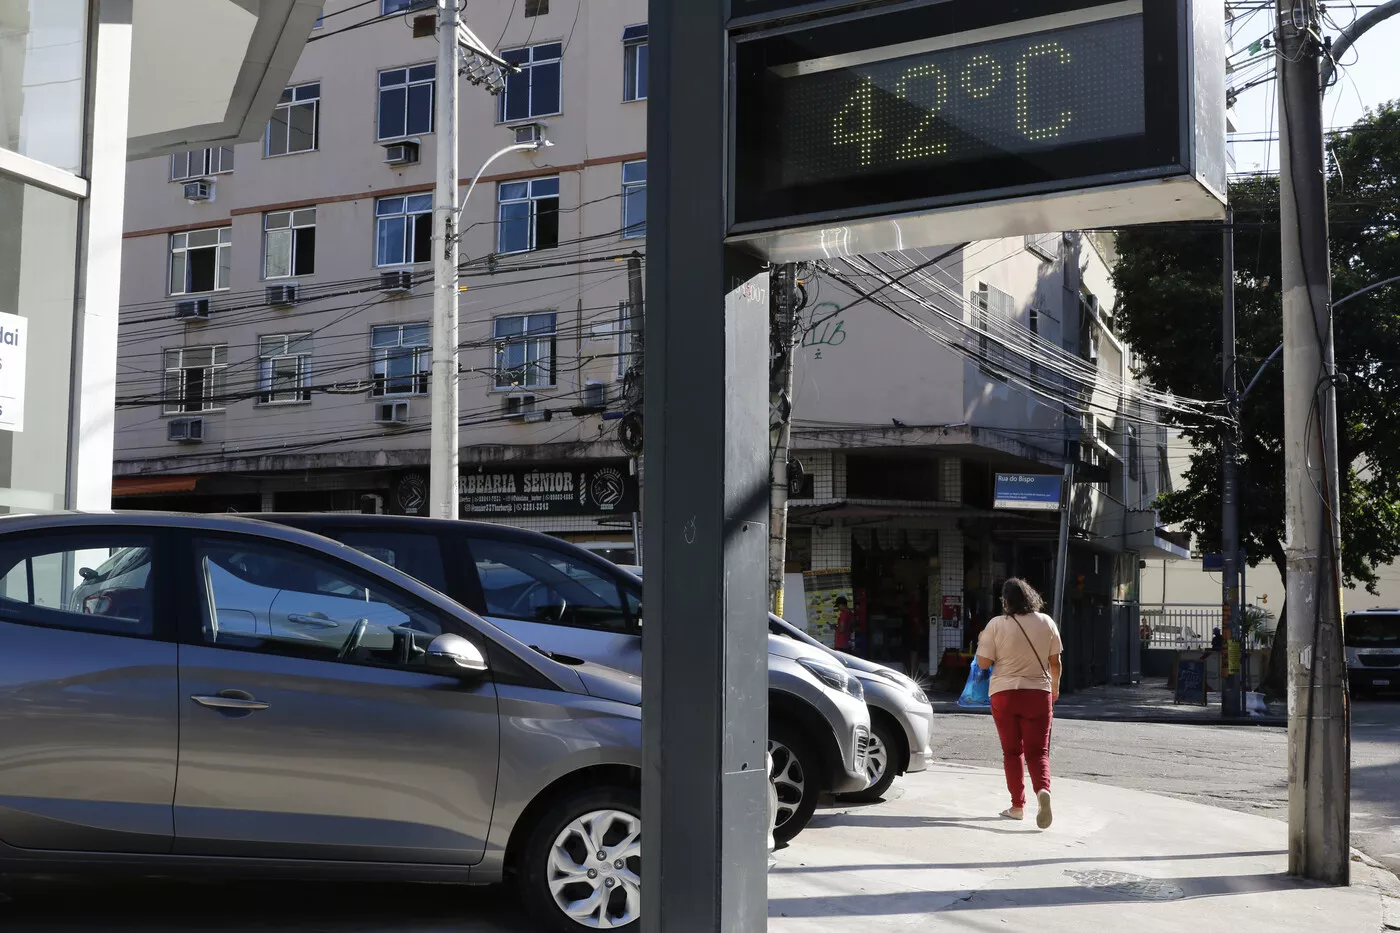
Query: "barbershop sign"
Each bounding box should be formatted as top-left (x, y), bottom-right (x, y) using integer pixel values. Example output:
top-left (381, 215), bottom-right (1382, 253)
top-left (392, 462), bottom-right (639, 518)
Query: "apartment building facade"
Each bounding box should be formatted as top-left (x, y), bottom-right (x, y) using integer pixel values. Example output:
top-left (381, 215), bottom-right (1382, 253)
top-left (114, 0), bottom-right (648, 561)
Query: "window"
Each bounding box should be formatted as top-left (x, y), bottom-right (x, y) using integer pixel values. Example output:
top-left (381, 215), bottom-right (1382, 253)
top-left (0, 536), bottom-right (156, 637)
top-left (194, 537), bottom-right (449, 669)
top-left (378, 64), bottom-right (435, 140)
top-left (266, 83), bottom-right (320, 157)
top-left (376, 194), bottom-right (434, 266)
top-left (468, 537), bottom-right (631, 633)
top-left (371, 323), bottom-right (430, 396)
top-left (621, 160), bottom-right (646, 239)
top-left (494, 312), bottom-right (556, 389)
top-left (263, 208), bottom-right (317, 279)
top-left (497, 177), bottom-right (559, 254)
top-left (169, 227), bottom-right (232, 295)
top-left (335, 530), bottom-right (448, 593)
top-left (498, 43), bottom-right (562, 122)
top-left (381, 0), bottom-right (428, 13)
top-left (525, 0), bottom-right (548, 14)
top-left (623, 25), bottom-right (647, 102)
top-left (1127, 425), bottom-right (1140, 481)
top-left (171, 147), bottom-right (233, 181)
top-left (1024, 232), bottom-right (1059, 261)
top-left (258, 334), bottom-right (313, 404)
top-left (974, 282), bottom-right (1013, 379)
top-left (164, 345), bottom-right (228, 414)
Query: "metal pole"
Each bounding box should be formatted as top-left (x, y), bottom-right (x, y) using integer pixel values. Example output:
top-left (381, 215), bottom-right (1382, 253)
top-left (1222, 208), bottom-right (1243, 718)
top-left (769, 264), bottom-right (796, 616)
top-left (429, 0), bottom-right (461, 521)
top-left (1277, 0), bottom-right (1349, 884)
top-left (642, 0), bottom-right (770, 927)
top-left (1051, 461), bottom-right (1074, 629)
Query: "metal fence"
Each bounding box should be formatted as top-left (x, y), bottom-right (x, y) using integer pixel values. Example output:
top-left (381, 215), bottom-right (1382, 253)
top-left (1139, 604), bottom-right (1219, 650)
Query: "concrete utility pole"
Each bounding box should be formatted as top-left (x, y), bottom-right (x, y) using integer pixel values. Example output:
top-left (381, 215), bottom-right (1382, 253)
top-left (627, 252), bottom-right (645, 562)
top-left (1221, 207), bottom-right (1244, 718)
top-left (430, 0), bottom-right (462, 521)
top-left (1277, 0), bottom-right (1349, 884)
top-left (769, 264), bottom-right (796, 616)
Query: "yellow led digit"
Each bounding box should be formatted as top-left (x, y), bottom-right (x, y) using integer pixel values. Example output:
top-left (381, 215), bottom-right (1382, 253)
top-left (832, 78), bottom-right (882, 166)
top-left (960, 53), bottom-right (1002, 99)
top-left (1017, 42), bottom-right (1074, 140)
top-left (894, 63), bottom-right (948, 161)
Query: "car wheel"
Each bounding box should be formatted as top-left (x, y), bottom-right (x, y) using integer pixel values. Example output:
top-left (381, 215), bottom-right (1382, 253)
top-left (840, 719), bottom-right (899, 803)
top-left (521, 786), bottom-right (641, 933)
top-left (769, 720), bottom-right (819, 845)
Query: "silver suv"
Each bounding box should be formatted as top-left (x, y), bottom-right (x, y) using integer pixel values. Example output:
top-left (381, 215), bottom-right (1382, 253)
top-left (0, 512), bottom-right (653, 932)
top-left (254, 513), bottom-right (872, 844)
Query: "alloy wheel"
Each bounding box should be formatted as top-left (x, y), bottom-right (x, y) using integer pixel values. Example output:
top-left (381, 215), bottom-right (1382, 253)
top-left (864, 730), bottom-right (889, 787)
top-left (545, 809), bottom-right (641, 929)
top-left (768, 738), bottom-right (807, 830)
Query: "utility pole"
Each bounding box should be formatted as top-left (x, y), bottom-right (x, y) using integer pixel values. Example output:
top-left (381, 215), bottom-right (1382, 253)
top-left (769, 264), bottom-right (796, 616)
top-left (1051, 461), bottom-right (1074, 631)
top-left (1222, 207), bottom-right (1243, 718)
top-left (430, 0), bottom-right (461, 521)
top-left (1277, 0), bottom-right (1349, 884)
top-left (627, 252), bottom-right (645, 562)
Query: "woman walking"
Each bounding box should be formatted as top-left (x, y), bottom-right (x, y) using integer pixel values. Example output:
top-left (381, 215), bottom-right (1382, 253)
top-left (975, 578), bottom-right (1063, 829)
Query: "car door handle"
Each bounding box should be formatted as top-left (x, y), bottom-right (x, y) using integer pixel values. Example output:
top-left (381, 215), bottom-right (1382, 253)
top-left (191, 694), bottom-right (270, 712)
top-left (287, 612), bottom-right (339, 628)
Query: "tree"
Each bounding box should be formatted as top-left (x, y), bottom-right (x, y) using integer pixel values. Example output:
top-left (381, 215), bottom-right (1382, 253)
top-left (1112, 103), bottom-right (1400, 695)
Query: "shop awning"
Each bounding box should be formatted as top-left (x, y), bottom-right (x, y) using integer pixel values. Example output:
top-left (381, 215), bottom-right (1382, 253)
top-left (113, 476), bottom-right (201, 497)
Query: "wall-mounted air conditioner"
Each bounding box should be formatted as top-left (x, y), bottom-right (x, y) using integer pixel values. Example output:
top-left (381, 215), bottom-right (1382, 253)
top-left (375, 400), bottom-right (410, 425)
top-left (183, 180), bottom-right (212, 201)
top-left (503, 394), bottom-right (537, 419)
top-left (383, 141), bottom-right (420, 165)
top-left (514, 123), bottom-right (545, 145)
top-left (379, 270), bottom-right (414, 293)
top-left (176, 298), bottom-right (211, 320)
top-left (266, 284), bottom-right (299, 306)
top-left (168, 417), bottom-right (205, 443)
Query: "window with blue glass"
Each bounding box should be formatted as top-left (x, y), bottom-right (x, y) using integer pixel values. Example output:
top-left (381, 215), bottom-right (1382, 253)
top-left (376, 194), bottom-right (433, 266)
top-left (498, 43), bottom-right (562, 122)
top-left (621, 161), bottom-right (646, 239)
top-left (497, 177), bottom-right (559, 254)
top-left (378, 64), bottom-right (435, 140)
top-left (494, 313), bottom-right (557, 389)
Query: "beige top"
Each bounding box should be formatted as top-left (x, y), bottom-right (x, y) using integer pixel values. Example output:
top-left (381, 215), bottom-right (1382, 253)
top-left (976, 612), bottom-right (1063, 695)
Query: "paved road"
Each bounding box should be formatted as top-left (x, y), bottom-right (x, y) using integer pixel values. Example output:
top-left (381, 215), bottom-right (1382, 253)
top-left (929, 694), bottom-right (1400, 875)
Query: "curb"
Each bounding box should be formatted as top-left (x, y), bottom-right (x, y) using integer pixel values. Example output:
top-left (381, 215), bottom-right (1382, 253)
top-left (929, 704), bottom-right (1288, 728)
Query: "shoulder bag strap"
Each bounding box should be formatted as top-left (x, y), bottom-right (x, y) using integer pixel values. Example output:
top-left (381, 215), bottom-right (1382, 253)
top-left (1010, 613), bottom-right (1051, 680)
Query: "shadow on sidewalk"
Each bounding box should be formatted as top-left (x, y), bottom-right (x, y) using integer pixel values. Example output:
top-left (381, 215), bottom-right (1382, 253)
top-left (769, 849), bottom-right (1288, 874)
top-left (813, 813), bottom-right (1031, 834)
top-left (771, 871), bottom-right (1305, 918)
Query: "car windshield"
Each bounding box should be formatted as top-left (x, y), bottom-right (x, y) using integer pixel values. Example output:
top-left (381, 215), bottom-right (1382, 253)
top-left (1346, 613), bottom-right (1400, 648)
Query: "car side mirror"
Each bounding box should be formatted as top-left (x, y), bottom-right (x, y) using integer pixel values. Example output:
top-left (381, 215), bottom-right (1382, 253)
top-left (78, 567), bottom-right (98, 582)
top-left (425, 633), bottom-right (489, 675)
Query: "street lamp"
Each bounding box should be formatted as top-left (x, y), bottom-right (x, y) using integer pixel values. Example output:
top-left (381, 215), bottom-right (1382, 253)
top-left (458, 137), bottom-right (553, 217)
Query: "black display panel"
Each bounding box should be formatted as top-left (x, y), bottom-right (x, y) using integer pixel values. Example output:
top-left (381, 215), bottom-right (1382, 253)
top-left (732, 0), bottom-right (1183, 229)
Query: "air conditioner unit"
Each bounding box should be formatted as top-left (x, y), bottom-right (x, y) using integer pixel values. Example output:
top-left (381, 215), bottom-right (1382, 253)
top-left (513, 123), bottom-right (545, 145)
top-left (175, 298), bottom-right (211, 320)
top-left (503, 394), bottom-right (537, 418)
top-left (266, 284), bottom-right (299, 306)
top-left (379, 270), bottom-right (414, 293)
top-left (571, 382), bottom-right (607, 416)
top-left (183, 180), bottom-right (212, 201)
top-left (383, 140), bottom-right (420, 166)
top-left (375, 400), bottom-right (411, 425)
top-left (168, 417), bottom-right (205, 443)
top-left (523, 409), bottom-right (553, 424)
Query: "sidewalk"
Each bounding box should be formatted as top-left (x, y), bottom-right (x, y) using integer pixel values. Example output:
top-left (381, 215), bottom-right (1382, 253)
top-left (927, 678), bottom-right (1288, 726)
top-left (770, 764), bottom-right (1399, 932)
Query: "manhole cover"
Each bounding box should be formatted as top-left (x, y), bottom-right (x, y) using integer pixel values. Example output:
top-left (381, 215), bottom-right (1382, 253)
top-left (1065, 869), bottom-right (1185, 901)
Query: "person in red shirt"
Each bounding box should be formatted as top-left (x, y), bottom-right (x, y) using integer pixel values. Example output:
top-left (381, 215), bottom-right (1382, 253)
top-left (833, 596), bottom-right (854, 652)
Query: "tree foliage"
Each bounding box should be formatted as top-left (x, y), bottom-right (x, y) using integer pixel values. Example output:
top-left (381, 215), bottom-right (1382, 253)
top-left (1112, 103), bottom-right (1400, 596)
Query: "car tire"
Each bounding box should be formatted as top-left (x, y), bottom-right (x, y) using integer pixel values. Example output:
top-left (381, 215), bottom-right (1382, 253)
top-left (840, 718), bottom-right (900, 803)
top-left (770, 719), bottom-right (820, 845)
top-left (520, 785), bottom-right (641, 933)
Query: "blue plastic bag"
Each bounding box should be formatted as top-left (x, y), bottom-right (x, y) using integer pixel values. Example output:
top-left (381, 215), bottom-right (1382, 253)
top-left (957, 662), bottom-right (992, 708)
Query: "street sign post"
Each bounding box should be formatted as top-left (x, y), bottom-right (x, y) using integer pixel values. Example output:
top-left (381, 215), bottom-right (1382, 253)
top-left (727, 0), bottom-right (1227, 261)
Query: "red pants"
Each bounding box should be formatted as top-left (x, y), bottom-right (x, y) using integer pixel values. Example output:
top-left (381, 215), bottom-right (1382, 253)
top-left (990, 689), bottom-right (1053, 809)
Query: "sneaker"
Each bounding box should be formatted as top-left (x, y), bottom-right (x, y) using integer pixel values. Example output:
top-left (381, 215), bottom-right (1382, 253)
top-left (1036, 790), bottom-right (1053, 829)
